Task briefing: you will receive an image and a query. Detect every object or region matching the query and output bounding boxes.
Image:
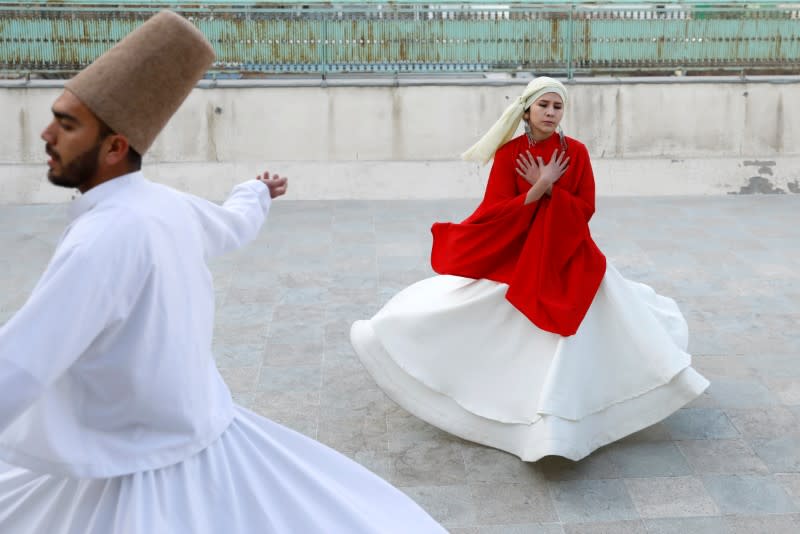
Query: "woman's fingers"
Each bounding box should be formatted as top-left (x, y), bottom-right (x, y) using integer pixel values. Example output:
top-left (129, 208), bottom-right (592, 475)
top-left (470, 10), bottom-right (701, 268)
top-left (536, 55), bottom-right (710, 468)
top-left (524, 151), bottom-right (537, 167)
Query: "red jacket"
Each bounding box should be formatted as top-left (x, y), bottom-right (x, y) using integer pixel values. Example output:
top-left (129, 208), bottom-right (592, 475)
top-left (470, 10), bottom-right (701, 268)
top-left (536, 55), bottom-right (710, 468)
top-left (431, 133), bottom-right (606, 336)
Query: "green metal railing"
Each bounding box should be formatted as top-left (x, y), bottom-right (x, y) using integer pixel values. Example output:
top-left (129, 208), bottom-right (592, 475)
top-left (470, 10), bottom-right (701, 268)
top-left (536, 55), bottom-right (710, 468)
top-left (0, 2), bottom-right (798, 78)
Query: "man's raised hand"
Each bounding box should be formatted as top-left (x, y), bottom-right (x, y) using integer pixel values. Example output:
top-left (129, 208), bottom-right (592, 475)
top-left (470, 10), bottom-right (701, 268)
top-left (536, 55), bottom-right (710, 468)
top-left (257, 171), bottom-right (288, 199)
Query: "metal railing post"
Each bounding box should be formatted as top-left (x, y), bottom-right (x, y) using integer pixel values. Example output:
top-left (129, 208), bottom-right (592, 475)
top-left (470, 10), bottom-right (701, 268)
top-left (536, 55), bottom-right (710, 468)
top-left (567, 3), bottom-right (575, 79)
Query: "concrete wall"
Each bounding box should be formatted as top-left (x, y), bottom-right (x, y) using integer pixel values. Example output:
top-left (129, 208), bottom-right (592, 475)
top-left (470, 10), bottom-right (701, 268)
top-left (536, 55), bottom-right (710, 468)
top-left (1, 77), bottom-right (798, 203)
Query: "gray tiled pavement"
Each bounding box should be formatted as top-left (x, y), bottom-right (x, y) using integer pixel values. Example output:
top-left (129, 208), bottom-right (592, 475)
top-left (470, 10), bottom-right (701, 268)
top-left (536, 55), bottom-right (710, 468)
top-left (1, 195), bottom-right (799, 533)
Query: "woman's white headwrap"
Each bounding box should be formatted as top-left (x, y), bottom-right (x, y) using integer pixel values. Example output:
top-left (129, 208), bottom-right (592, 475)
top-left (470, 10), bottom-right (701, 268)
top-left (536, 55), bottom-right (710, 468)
top-left (461, 76), bottom-right (568, 165)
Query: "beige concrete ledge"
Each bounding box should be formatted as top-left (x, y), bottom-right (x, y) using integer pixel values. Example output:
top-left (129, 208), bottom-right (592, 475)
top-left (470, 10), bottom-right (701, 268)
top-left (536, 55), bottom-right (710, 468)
top-left (4, 157), bottom-right (798, 204)
top-left (3, 78), bottom-right (798, 202)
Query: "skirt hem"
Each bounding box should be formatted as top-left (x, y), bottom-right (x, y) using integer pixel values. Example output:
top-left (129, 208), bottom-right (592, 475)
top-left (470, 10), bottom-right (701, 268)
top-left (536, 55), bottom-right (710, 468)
top-left (351, 319), bottom-right (709, 462)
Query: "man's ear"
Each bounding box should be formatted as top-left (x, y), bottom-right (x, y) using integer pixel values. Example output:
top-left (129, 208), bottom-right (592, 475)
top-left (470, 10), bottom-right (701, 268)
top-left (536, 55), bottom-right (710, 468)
top-left (104, 134), bottom-right (131, 166)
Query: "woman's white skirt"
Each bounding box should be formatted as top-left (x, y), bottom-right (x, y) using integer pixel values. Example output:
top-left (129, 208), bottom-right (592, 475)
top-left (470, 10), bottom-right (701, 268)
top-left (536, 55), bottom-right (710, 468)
top-left (0, 405), bottom-right (445, 534)
top-left (350, 264), bottom-right (709, 462)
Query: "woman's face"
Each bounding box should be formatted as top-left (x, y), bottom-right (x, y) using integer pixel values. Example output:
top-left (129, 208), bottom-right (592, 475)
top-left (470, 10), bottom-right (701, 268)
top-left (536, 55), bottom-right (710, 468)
top-left (523, 92), bottom-right (564, 141)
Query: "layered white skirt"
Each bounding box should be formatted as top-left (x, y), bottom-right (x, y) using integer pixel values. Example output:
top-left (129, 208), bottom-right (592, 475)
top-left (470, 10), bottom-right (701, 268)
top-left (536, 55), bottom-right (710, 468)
top-left (0, 406), bottom-right (444, 534)
top-left (351, 264), bottom-right (709, 462)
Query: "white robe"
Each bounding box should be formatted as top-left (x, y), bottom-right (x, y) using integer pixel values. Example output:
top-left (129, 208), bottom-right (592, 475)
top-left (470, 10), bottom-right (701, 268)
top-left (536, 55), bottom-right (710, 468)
top-left (0, 172), bottom-right (444, 533)
top-left (351, 267), bottom-right (709, 462)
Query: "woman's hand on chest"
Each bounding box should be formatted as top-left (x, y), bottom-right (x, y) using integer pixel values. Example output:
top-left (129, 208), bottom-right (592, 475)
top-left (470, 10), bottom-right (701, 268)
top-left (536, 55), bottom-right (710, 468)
top-left (516, 148), bottom-right (570, 196)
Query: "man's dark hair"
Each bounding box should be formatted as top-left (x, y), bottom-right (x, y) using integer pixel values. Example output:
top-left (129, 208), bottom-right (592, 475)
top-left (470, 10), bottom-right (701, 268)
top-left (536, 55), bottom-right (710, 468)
top-left (97, 120), bottom-right (143, 171)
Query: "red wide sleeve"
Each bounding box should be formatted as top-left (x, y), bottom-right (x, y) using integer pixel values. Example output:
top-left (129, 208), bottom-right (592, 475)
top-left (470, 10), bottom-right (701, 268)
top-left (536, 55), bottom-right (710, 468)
top-left (431, 138), bottom-right (539, 282)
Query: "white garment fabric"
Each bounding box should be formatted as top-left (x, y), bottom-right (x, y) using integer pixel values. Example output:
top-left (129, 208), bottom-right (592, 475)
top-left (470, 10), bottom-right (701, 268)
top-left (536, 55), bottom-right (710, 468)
top-left (0, 172), bottom-right (257, 478)
top-left (0, 406), bottom-right (442, 534)
top-left (350, 266), bottom-right (709, 462)
top-left (0, 173), bottom-right (444, 533)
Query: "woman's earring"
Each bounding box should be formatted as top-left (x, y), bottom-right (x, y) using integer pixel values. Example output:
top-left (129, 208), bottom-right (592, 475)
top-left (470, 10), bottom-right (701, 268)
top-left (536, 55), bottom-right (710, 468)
top-left (523, 121), bottom-right (532, 135)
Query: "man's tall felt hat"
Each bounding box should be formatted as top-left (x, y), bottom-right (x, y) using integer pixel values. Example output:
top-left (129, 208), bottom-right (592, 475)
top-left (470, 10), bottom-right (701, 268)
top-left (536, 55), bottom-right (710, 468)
top-left (64, 10), bottom-right (215, 155)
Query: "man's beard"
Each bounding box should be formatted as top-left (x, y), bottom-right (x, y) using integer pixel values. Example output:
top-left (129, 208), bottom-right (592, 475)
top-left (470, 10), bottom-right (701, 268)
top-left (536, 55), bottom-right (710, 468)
top-left (47, 142), bottom-right (102, 189)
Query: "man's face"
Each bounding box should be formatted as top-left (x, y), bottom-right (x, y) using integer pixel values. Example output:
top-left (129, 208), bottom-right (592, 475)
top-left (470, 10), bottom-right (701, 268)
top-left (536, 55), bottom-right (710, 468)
top-left (41, 91), bottom-right (107, 192)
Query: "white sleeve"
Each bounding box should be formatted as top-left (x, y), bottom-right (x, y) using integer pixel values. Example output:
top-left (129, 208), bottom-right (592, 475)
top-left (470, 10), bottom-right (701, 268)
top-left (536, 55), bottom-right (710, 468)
top-left (187, 180), bottom-right (272, 259)
top-left (0, 226), bottom-right (148, 431)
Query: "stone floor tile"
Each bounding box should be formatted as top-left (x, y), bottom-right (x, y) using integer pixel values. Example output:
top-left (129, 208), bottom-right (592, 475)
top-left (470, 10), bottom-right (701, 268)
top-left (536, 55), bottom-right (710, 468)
top-left (344, 449), bottom-right (392, 480)
top-left (723, 514), bottom-right (800, 534)
top-left (470, 482), bottom-right (558, 524)
top-left (775, 474), bottom-right (800, 506)
top-left (642, 516), bottom-right (729, 534)
top-left (618, 423), bottom-right (671, 443)
top-left (218, 366), bottom-right (260, 393)
top-left (551, 479), bottom-right (638, 523)
top-left (399, 485), bottom-right (476, 528)
top-left (389, 439), bottom-right (468, 486)
top-left (248, 399), bottom-right (318, 439)
top-left (562, 520), bottom-right (646, 534)
top-left (704, 378), bottom-right (780, 409)
top-left (386, 405), bottom-right (458, 446)
top-left (230, 390), bottom-right (257, 410)
top-left (702, 475), bottom-right (798, 515)
top-left (213, 319), bottom-right (270, 346)
top-left (462, 444), bottom-right (546, 485)
top-left (676, 439), bottom-right (769, 475)
top-left (316, 415), bottom-right (388, 453)
top-left (319, 385), bottom-right (387, 419)
top-left (257, 364), bottom-right (322, 393)
top-left (324, 319), bottom-right (352, 348)
top-left (760, 377), bottom-right (800, 405)
top-left (225, 285), bottom-right (285, 306)
top-left (538, 448), bottom-right (621, 481)
top-left (377, 254), bottom-right (424, 271)
top-left (249, 390), bottom-right (320, 428)
top-left (725, 406), bottom-right (799, 439)
top-left (281, 286), bottom-right (332, 306)
top-left (684, 389), bottom-right (720, 409)
top-left (606, 441), bottom-right (692, 477)
top-left (327, 286), bottom-right (378, 307)
top-left (624, 476), bottom-right (718, 518)
top-left (215, 301), bottom-right (276, 328)
top-left (263, 342), bottom-right (324, 367)
top-left (746, 354), bottom-right (800, 379)
top-left (277, 270), bottom-right (333, 289)
top-left (213, 341), bottom-right (265, 368)
top-left (268, 319), bottom-right (325, 345)
top-left (749, 435), bottom-right (800, 473)
top-left (732, 315), bottom-right (800, 354)
top-left (475, 524), bottom-right (564, 534)
top-left (661, 408), bottom-right (739, 440)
